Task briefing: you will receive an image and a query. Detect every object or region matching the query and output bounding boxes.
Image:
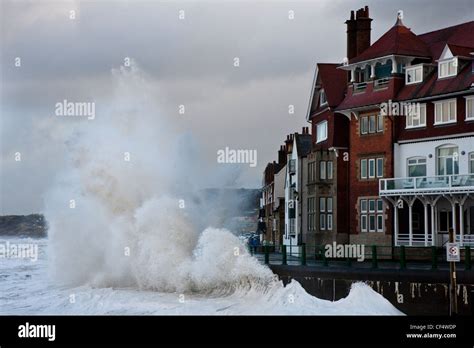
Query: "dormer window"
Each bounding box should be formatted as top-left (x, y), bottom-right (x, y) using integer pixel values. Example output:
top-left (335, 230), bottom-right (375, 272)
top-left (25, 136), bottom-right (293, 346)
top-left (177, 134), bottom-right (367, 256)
top-left (438, 57), bottom-right (457, 78)
top-left (406, 65), bottom-right (423, 85)
top-left (320, 89), bottom-right (327, 106)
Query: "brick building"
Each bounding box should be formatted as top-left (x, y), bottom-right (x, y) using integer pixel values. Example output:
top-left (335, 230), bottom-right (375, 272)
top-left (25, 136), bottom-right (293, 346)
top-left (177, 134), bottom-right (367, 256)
top-left (305, 63), bottom-right (350, 249)
top-left (262, 6), bottom-right (474, 254)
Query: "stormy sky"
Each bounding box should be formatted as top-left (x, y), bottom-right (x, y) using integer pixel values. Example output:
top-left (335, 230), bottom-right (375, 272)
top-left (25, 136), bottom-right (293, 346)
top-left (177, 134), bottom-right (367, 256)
top-left (1, 0), bottom-right (473, 214)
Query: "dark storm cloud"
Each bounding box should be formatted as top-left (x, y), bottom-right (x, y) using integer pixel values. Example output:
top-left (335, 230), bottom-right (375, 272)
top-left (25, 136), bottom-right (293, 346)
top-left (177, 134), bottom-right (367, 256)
top-left (1, 0), bottom-right (473, 213)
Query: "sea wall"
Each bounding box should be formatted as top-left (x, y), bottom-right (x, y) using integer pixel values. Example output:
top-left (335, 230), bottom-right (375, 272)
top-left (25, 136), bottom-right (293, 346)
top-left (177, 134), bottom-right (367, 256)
top-left (270, 265), bottom-right (474, 315)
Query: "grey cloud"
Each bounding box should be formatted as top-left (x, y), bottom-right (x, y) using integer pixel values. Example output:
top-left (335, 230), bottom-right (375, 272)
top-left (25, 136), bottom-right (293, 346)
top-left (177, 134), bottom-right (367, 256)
top-left (1, 0), bottom-right (472, 214)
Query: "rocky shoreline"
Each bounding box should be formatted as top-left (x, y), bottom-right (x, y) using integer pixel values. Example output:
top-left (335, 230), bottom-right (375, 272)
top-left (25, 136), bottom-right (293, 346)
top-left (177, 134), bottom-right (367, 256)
top-left (0, 214), bottom-right (47, 238)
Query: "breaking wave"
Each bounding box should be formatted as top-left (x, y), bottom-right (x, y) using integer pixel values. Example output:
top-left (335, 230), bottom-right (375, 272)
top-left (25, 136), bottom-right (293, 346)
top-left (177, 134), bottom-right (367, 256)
top-left (44, 62), bottom-right (276, 293)
top-left (39, 62), bottom-right (402, 316)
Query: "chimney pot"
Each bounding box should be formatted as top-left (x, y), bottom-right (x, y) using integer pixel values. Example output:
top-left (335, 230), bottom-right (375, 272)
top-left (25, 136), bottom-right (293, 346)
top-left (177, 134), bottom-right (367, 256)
top-left (347, 6), bottom-right (372, 60)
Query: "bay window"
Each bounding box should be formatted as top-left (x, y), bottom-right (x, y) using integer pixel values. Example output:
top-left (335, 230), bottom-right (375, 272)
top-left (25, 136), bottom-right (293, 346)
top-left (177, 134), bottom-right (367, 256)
top-left (319, 197), bottom-right (333, 231)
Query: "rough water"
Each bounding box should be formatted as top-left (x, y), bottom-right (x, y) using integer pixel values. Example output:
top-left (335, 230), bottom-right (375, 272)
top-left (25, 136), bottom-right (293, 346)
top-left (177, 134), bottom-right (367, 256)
top-left (1, 237), bottom-right (402, 315)
top-left (1, 63), bottom-right (403, 315)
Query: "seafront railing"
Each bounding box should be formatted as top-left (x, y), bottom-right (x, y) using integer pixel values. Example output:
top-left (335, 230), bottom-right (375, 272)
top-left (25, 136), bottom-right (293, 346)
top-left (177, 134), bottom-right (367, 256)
top-left (380, 174), bottom-right (474, 195)
top-left (247, 243), bottom-right (472, 271)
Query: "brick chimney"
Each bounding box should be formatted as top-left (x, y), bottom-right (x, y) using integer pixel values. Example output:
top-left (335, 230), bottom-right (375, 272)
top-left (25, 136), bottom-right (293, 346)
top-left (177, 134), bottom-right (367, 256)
top-left (346, 6), bottom-right (372, 60)
top-left (285, 134), bottom-right (294, 153)
top-left (278, 145), bottom-right (287, 166)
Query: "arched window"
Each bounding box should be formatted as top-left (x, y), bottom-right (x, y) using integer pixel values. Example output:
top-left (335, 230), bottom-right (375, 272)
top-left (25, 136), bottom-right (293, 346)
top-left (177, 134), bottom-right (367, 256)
top-left (407, 156), bottom-right (427, 177)
top-left (436, 145), bottom-right (459, 176)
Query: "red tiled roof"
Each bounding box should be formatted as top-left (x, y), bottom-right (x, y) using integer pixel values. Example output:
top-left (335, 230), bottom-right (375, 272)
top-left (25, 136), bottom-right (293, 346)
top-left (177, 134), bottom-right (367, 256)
top-left (338, 21), bottom-right (474, 109)
top-left (317, 63), bottom-right (347, 107)
top-left (396, 63), bottom-right (474, 101)
top-left (447, 44), bottom-right (473, 58)
top-left (309, 63), bottom-right (347, 115)
top-left (350, 21), bottom-right (431, 64)
top-left (336, 84), bottom-right (395, 111)
top-left (396, 21), bottom-right (474, 101)
top-left (418, 21), bottom-right (474, 60)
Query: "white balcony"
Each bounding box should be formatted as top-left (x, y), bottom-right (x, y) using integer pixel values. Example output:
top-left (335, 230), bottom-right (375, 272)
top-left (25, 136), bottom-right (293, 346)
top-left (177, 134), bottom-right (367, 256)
top-left (397, 234), bottom-right (433, 247)
top-left (380, 174), bottom-right (474, 196)
top-left (396, 234), bottom-right (474, 247)
top-left (353, 82), bottom-right (367, 92)
top-left (374, 77), bottom-right (390, 89)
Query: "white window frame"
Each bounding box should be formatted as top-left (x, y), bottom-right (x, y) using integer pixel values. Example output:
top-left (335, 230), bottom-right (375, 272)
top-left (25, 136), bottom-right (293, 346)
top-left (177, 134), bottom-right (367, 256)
top-left (360, 159), bottom-right (367, 179)
top-left (361, 117), bottom-right (368, 135)
top-left (466, 96), bottom-right (474, 121)
top-left (316, 121), bottom-right (328, 143)
top-left (377, 113), bottom-right (384, 132)
top-left (320, 161), bottom-right (327, 180)
top-left (406, 103), bottom-right (427, 128)
top-left (369, 215), bottom-right (376, 232)
top-left (327, 161), bottom-right (333, 180)
top-left (407, 157), bottom-right (427, 177)
top-left (438, 57), bottom-right (458, 79)
top-left (368, 159), bottom-right (375, 179)
top-left (320, 213), bottom-right (326, 230)
top-left (360, 199), bottom-right (367, 233)
top-left (369, 115), bottom-right (376, 133)
top-left (360, 199), bottom-right (367, 213)
top-left (369, 199), bottom-right (376, 213)
top-left (361, 215), bottom-right (368, 232)
top-left (434, 99), bottom-right (457, 125)
top-left (377, 215), bottom-right (384, 232)
top-left (327, 214), bottom-right (333, 231)
top-left (377, 198), bottom-right (384, 233)
top-left (406, 65), bottom-right (423, 85)
top-left (376, 157), bottom-right (384, 178)
top-left (307, 197), bottom-right (316, 232)
top-left (319, 197), bottom-right (326, 212)
top-left (320, 89), bottom-right (327, 106)
top-left (327, 197), bottom-right (333, 212)
top-left (377, 199), bottom-right (383, 213)
top-left (436, 144), bottom-right (459, 176)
